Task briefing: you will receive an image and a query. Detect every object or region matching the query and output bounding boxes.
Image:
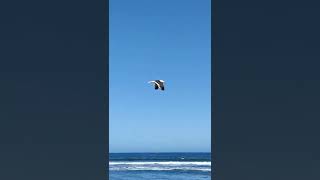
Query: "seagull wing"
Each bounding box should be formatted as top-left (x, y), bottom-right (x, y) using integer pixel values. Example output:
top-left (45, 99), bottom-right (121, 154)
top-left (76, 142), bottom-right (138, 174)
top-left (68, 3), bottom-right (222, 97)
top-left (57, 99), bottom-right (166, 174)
top-left (148, 80), bottom-right (161, 88)
top-left (159, 82), bottom-right (165, 90)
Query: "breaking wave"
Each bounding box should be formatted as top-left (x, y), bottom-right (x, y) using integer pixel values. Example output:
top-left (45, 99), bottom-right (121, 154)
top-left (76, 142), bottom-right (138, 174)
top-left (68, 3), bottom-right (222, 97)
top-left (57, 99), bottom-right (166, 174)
top-left (109, 161), bottom-right (211, 172)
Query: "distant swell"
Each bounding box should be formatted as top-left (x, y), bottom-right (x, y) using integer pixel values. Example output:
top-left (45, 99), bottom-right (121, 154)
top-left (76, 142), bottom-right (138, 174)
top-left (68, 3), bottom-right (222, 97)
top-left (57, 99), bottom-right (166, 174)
top-left (109, 161), bottom-right (211, 172)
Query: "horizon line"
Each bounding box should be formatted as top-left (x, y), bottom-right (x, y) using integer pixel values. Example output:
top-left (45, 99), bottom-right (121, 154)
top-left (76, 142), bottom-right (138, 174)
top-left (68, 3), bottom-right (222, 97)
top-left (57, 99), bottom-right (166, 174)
top-left (109, 151), bottom-right (211, 153)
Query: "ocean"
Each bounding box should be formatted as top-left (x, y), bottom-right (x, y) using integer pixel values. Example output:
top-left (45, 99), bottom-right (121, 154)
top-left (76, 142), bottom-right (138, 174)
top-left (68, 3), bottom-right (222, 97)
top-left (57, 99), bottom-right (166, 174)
top-left (109, 152), bottom-right (211, 180)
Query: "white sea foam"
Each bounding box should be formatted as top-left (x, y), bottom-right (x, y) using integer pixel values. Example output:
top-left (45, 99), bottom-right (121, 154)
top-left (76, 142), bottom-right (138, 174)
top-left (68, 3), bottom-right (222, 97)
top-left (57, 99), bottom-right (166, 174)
top-left (109, 161), bottom-right (211, 172)
top-left (110, 167), bottom-right (211, 172)
top-left (109, 161), bottom-right (211, 166)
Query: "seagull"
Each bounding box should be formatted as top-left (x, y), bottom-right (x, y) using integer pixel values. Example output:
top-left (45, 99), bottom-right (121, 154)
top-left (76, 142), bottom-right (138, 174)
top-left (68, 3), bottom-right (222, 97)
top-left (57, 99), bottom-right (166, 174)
top-left (148, 80), bottom-right (165, 91)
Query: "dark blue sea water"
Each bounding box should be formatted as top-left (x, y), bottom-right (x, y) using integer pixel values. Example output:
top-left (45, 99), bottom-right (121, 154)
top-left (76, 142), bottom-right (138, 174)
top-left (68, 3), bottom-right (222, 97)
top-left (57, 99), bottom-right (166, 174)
top-left (109, 153), bottom-right (211, 180)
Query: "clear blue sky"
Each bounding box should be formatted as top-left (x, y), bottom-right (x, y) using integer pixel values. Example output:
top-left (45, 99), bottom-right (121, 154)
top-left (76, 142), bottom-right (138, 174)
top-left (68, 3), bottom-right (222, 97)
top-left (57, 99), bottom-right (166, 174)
top-left (109, 0), bottom-right (211, 153)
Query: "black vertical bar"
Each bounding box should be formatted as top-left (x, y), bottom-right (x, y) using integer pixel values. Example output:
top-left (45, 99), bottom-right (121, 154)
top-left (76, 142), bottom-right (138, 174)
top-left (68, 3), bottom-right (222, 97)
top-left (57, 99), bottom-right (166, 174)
top-left (214, 0), bottom-right (320, 179)
top-left (0, 0), bottom-right (108, 179)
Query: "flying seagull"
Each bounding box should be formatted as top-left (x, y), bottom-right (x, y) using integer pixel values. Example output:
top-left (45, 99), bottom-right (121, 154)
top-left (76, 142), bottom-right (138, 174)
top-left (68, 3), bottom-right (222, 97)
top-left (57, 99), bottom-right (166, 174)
top-left (148, 80), bottom-right (165, 91)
